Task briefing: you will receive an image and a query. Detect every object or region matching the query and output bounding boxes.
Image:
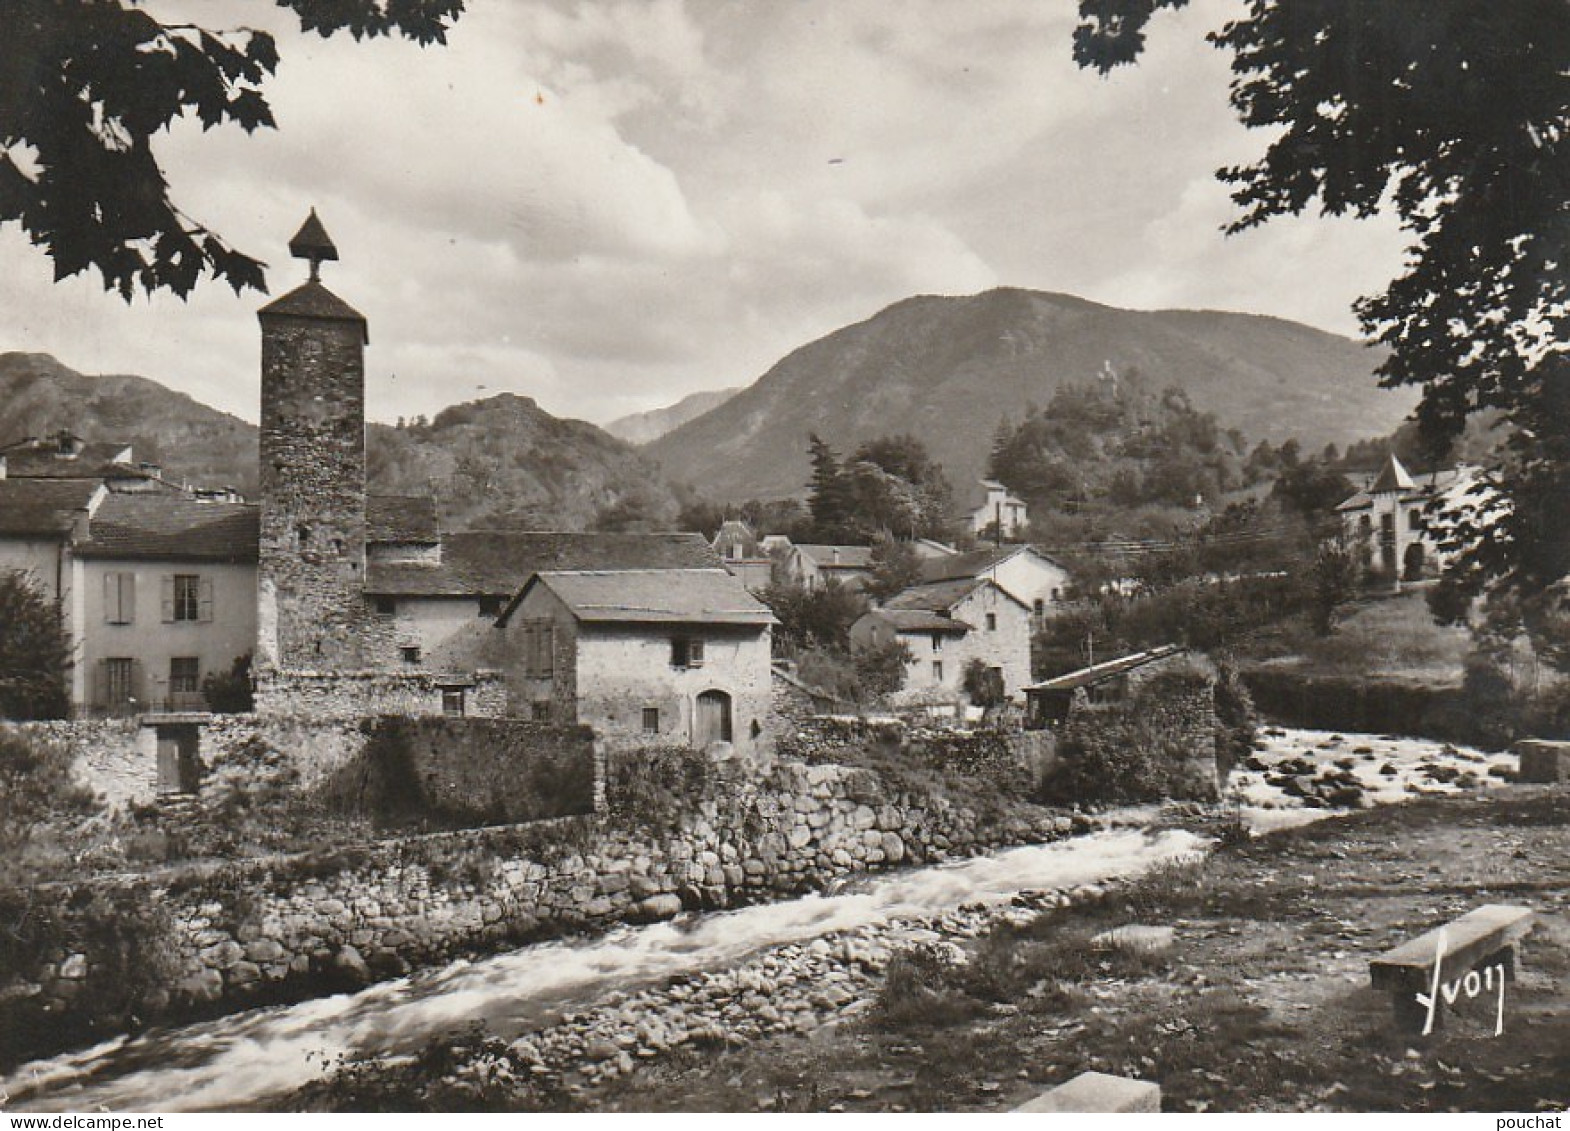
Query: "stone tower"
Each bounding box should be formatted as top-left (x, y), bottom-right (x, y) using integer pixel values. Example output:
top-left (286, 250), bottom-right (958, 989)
top-left (256, 210), bottom-right (375, 671)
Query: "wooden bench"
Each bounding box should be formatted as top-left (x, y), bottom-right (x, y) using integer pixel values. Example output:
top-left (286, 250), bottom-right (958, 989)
top-left (1369, 904), bottom-right (1535, 1034)
top-left (1012, 1072), bottom-right (1161, 1113)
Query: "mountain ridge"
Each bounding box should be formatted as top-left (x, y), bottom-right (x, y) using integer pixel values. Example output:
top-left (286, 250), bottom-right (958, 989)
top-left (644, 287), bottom-right (1416, 501)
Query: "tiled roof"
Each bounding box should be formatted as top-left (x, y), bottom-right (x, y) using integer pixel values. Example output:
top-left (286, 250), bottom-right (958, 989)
top-left (884, 577), bottom-right (988, 613)
top-left (74, 495), bottom-right (258, 563)
top-left (258, 281), bottom-right (368, 340)
top-left (367, 495), bottom-right (439, 544)
top-left (516, 568), bottom-right (776, 626)
top-left (1370, 453), bottom-right (1416, 494)
top-left (2, 440), bottom-right (133, 479)
top-left (365, 530), bottom-right (719, 597)
top-left (0, 478), bottom-right (101, 536)
top-left (919, 545), bottom-right (1020, 584)
top-left (796, 544), bottom-right (874, 569)
top-left (873, 608), bottom-right (972, 635)
top-left (1024, 644), bottom-right (1186, 692)
top-left (1337, 464), bottom-right (1475, 512)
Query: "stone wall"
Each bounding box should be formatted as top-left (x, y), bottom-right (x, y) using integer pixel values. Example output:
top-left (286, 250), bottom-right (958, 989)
top-left (0, 760), bottom-right (1078, 1062)
top-left (4, 718), bottom-right (152, 809)
top-left (254, 669), bottom-right (506, 720)
top-left (326, 717), bottom-right (597, 826)
top-left (777, 715), bottom-right (1054, 795)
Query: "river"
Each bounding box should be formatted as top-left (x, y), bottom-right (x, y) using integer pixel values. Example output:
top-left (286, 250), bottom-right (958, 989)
top-left (0, 826), bottom-right (1204, 1113)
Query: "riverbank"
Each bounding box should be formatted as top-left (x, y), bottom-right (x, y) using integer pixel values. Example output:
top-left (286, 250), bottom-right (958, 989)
top-left (277, 731), bottom-right (1569, 1114)
top-left (573, 787), bottom-right (1570, 1114)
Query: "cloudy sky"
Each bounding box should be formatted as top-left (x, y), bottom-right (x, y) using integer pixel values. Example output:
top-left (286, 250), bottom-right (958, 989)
top-left (0, 0), bottom-right (1407, 429)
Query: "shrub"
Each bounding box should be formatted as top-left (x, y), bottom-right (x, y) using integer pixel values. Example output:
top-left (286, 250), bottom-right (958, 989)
top-left (202, 653), bottom-right (254, 713)
top-left (0, 571), bottom-right (71, 720)
top-left (874, 941), bottom-right (986, 1029)
top-left (1039, 661), bottom-right (1219, 805)
top-left (600, 744), bottom-right (711, 833)
top-left (0, 730), bottom-right (100, 884)
top-left (962, 658), bottom-right (1006, 708)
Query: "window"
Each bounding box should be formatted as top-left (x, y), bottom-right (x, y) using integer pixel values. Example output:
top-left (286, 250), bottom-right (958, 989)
top-left (930, 632), bottom-right (944, 653)
top-left (642, 707), bottom-right (661, 735)
top-left (531, 701), bottom-right (551, 722)
top-left (166, 574), bottom-right (207, 622)
top-left (986, 612), bottom-right (997, 632)
top-left (1408, 509), bottom-right (1424, 531)
top-left (525, 621), bottom-right (554, 677)
top-left (477, 595), bottom-right (503, 617)
top-left (441, 687), bottom-right (466, 717)
top-left (932, 660), bottom-right (944, 682)
top-left (374, 596), bottom-right (397, 616)
top-left (401, 645), bottom-right (421, 665)
top-left (104, 657), bottom-right (135, 707)
top-left (671, 636), bottom-right (704, 668)
top-left (103, 572), bottom-right (135, 625)
top-left (169, 656), bottom-right (200, 694)
top-left (1033, 598), bottom-right (1045, 619)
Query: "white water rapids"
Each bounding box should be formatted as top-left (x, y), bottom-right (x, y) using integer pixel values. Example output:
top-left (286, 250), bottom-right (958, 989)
top-left (0, 826), bottom-right (1204, 1113)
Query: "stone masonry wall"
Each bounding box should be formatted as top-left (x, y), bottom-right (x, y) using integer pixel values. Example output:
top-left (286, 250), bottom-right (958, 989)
top-left (0, 761), bottom-right (1079, 1059)
top-left (254, 670), bottom-right (506, 720)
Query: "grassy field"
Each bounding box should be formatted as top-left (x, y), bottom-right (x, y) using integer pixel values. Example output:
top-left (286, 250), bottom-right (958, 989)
top-left (582, 788), bottom-right (1570, 1113)
top-left (1240, 586), bottom-right (1472, 688)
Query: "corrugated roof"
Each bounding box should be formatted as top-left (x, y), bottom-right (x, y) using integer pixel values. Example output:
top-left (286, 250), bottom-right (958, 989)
top-left (521, 568), bottom-right (776, 626)
top-left (884, 576), bottom-right (988, 613)
top-left (367, 494), bottom-right (439, 544)
top-left (74, 495), bottom-right (258, 563)
top-left (1024, 644), bottom-right (1186, 692)
top-left (366, 530), bottom-right (719, 597)
top-left (0, 478), bottom-right (101, 536)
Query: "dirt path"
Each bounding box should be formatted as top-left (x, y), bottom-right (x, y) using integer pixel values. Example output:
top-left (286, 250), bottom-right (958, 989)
top-left (584, 787), bottom-right (1570, 1113)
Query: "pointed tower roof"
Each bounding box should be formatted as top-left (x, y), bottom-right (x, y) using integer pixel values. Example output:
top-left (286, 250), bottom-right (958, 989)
top-left (258, 210), bottom-right (367, 342)
top-left (288, 208), bottom-right (339, 269)
top-left (1370, 452), bottom-right (1416, 494)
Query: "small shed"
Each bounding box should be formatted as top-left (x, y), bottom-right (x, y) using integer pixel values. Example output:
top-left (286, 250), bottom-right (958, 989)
top-left (1023, 644), bottom-right (1187, 729)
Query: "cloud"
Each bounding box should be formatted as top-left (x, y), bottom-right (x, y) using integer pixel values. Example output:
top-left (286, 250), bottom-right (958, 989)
top-left (0, 0), bottom-right (1409, 434)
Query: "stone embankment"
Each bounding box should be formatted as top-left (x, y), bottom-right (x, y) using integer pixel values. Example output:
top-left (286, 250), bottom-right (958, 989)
top-left (7, 761), bottom-right (1077, 1060)
top-left (335, 883), bottom-right (1117, 1102)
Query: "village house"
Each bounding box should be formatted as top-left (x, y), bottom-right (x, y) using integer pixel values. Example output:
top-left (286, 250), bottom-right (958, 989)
top-left (917, 543), bottom-right (1069, 628)
top-left (489, 567), bottom-right (776, 757)
top-left (962, 479), bottom-right (1028, 541)
top-left (710, 518), bottom-right (774, 593)
top-left (783, 542), bottom-right (874, 591)
top-left (365, 528), bottom-right (719, 664)
top-left (849, 576), bottom-right (1032, 703)
top-left (1335, 453), bottom-right (1479, 581)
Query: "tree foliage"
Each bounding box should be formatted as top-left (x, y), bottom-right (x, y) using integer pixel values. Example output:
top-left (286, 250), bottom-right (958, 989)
top-left (987, 369), bottom-right (1247, 516)
top-left (1074, 0), bottom-right (1570, 665)
top-left (1, 0), bottom-right (465, 298)
top-left (0, 570), bottom-right (71, 720)
top-left (805, 433), bottom-right (953, 543)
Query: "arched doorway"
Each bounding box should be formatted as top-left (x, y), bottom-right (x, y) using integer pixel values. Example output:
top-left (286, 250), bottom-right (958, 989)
top-left (1403, 542), bottom-right (1426, 581)
top-left (694, 689), bottom-right (733, 746)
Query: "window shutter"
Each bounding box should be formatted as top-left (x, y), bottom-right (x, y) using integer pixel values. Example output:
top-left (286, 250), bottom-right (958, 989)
top-left (689, 638), bottom-right (705, 667)
top-left (198, 577), bottom-right (214, 623)
top-left (103, 573), bottom-right (116, 623)
top-left (160, 576), bottom-right (175, 622)
top-left (540, 624), bottom-right (553, 676)
top-left (92, 659), bottom-right (106, 708)
top-left (130, 659), bottom-right (145, 705)
top-left (521, 624), bottom-right (535, 677)
top-left (122, 573), bottom-right (135, 623)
